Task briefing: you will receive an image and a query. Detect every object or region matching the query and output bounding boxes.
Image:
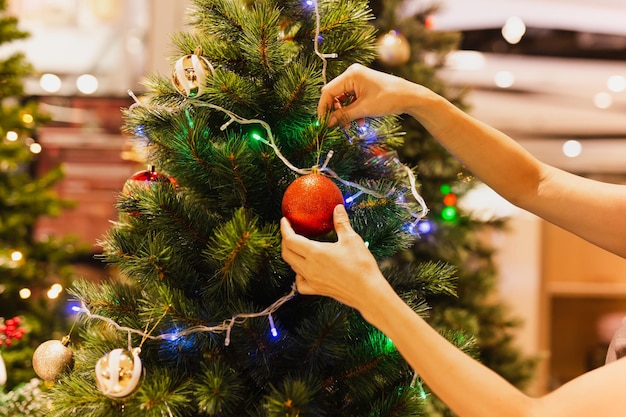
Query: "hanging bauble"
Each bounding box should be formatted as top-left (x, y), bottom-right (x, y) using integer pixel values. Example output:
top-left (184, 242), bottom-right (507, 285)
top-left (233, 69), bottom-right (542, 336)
top-left (0, 351), bottom-right (6, 386)
top-left (281, 172), bottom-right (344, 237)
top-left (95, 348), bottom-right (142, 398)
top-left (121, 166), bottom-right (173, 218)
top-left (376, 30), bottom-right (411, 66)
top-left (32, 336), bottom-right (74, 382)
top-left (171, 51), bottom-right (215, 97)
top-left (123, 166), bottom-right (172, 192)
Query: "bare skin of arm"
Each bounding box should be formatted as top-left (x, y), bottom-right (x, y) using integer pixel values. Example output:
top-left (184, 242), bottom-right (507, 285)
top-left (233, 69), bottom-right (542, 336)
top-left (281, 206), bottom-right (626, 417)
top-left (318, 64), bottom-right (626, 258)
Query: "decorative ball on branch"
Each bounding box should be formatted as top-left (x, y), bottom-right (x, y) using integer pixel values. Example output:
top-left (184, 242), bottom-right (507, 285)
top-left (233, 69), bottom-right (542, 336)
top-left (376, 30), bottom-right (411, 66)
top-left (32, 336), bottom-right (74, 382)
top-left (281, 172), bottom-right (344, 237)
top-left (123, 166), bottom-right (172, 191)
top-left (95, 348), bottom-right (142, 398)
top-left (171, 50), bottom-right (215, 97)
top-left (122, 167), bottom-right (173, 217)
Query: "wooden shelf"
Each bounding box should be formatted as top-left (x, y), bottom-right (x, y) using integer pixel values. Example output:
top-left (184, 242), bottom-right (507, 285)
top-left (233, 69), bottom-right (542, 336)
top-left (547, 281), bottom-right (626, 298)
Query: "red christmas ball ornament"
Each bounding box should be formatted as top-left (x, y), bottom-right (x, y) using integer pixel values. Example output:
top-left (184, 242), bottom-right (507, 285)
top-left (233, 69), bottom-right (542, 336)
top-left (123, 166), bottom-right (173, 197)
top-left (281, 173), bottom-right (344, 237)
top-left (124, 167), bottom-right (172, 190)
top-left (122, 166), bottom-right (173, 217)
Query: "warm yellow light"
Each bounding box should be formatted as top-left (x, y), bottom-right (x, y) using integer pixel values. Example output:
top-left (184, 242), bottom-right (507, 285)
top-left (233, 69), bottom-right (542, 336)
top-left (10, 251), bottom-right (23, 261)
top-left (501, 16), bottom-right (526, 44)
top-left (593, 92), bottom-right (613, 109)
top-left (607, 75), bottom-right (626, 93)
top-left (76, 74), bottom-right (99, 94)
top-left (562, 140), bottom-right (582, 158)
top-left (40, 73), bottom-right (62, 93)
top-left (21, 113), bottom-right (34, 124)
top-left (19, 288), bottom-right (31, 299)
top-left (30, 143), bottom-right (42, 154)
top-left (47, 283), bottom-right (64, 299)
top-left (6, 131), bottom-right (18, 141)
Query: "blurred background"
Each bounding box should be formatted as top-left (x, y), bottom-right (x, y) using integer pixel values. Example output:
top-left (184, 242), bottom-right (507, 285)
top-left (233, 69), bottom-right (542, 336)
top-left (2, 0), bottom-right (626, 396)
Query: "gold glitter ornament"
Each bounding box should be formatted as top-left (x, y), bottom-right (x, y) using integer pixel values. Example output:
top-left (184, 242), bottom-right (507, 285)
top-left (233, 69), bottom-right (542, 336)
top-left (32, 336), bottom-right (74, 382)
top-left (95, 348), bottom-right (142, 398)
top-left (376, 30), bottom-right (411, 66)
top-left (171, 51), bottom-right (215, 97)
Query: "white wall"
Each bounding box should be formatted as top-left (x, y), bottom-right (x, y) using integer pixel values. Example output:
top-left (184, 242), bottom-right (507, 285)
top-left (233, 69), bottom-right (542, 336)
top-left (145, 0), bottom-right (193, 78)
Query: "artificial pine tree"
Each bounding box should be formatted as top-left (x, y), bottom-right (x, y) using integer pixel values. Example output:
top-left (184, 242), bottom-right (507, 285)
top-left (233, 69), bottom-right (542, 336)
top-left (42, 1), bottom-right (476, 416)
top-left (0, 0), bottom-right (82, 391)
top-left (369, 1), bottom-right (538, 415)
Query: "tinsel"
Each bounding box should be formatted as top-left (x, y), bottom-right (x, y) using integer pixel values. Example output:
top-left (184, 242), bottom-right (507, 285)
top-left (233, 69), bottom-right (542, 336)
top-left (0, 378), bottom-right (50, 417)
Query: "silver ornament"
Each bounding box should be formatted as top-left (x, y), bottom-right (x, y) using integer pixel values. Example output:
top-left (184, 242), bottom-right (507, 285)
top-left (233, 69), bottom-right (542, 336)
top-left (32, 336), bottom-right (74, 382)
top-left (95, 347), bottom-right (142, 398)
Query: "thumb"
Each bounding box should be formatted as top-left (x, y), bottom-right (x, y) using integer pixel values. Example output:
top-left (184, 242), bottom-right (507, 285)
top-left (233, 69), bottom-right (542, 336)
top-left (295, 274), bottom-right (314, 295)
top-left (333, 204), bottom-right (353, 236)
top-left (329, 104), bottom-right (361, 128)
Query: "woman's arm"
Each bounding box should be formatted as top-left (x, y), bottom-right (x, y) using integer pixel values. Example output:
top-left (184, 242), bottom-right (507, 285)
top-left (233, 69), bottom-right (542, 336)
top-left (370, 275), bottom-right (626, 417)
top-left (318, 64), bottom-right (626, 257)
top-left (281, 206), bottom-right (626, 417)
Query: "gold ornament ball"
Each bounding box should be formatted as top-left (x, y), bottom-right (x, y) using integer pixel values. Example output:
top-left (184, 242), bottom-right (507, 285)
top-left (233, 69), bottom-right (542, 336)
top-left (95, 348), bottom-right (142, 398)
top-left (376, 30), bottom-right (411, 66)
top-left (32, 338), bottom-right (74, 382)
top-left (172, 53), bottom-right (215, 97)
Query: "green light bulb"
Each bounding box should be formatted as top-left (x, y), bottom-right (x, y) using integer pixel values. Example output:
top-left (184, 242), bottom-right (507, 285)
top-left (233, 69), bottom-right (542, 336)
top-left (441, 206), bottom-right (457, 221)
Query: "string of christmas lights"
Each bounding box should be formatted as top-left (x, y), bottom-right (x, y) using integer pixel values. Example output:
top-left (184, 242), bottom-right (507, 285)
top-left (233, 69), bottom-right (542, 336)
top-left (311, 0), bottom-right (338, 86)
top-left (190, 100), bottom-right (427, 220)
top-left (75, 283), bottom-right (297, 346)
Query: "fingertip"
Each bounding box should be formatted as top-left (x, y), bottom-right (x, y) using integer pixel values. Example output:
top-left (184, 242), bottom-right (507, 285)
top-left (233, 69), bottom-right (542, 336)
top-left (333, 204), bottom-right (350, 226)
top-left (334, 204), bottom-right (347, 216)
top-left (280, 217), bottom-right (292, 234)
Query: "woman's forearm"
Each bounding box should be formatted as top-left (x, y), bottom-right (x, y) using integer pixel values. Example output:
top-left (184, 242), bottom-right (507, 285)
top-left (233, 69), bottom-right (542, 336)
top-left (362, 280), bottom-right (626, 417)
top-left (404, 90), bottom-right (626, 257)
top-left (362, 281), bottom-right (534, 417)
top-left (404, 89), bottom-right (543, 208)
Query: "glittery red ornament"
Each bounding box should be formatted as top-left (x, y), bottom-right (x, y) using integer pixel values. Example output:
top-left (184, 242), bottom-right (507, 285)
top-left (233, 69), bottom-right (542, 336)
top-left (122, 167), bottom-right (172, 217)
top-left (124, 167), bottom-right (172, 190)
top-left (281, 173), bottom-right (344, 237)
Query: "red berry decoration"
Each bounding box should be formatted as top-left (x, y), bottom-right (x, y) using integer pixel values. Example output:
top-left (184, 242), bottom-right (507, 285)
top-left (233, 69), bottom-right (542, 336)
top-left (0, 316), bottom-right (26, 348)
top-left (281, 173), bottom-right (344, 237)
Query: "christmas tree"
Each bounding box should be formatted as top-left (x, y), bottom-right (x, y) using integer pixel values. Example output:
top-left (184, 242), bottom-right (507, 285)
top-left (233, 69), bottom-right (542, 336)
top-left (0, 0), bottom-right (82, 391)
top-left (369, 1), bottom-right (537, 415)
top-left (39, 0), bottom-right (477, 416)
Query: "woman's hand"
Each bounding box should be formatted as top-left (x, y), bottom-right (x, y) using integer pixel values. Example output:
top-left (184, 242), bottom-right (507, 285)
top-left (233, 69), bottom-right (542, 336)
top-left (318, 63), bottom-right (427, 127)
top-left (280, 204), bottom-right (388, 313)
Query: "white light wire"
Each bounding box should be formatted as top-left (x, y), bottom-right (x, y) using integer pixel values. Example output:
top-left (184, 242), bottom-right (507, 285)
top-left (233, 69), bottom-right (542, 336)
top-left (76, 283), bottom-right (297, 347)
